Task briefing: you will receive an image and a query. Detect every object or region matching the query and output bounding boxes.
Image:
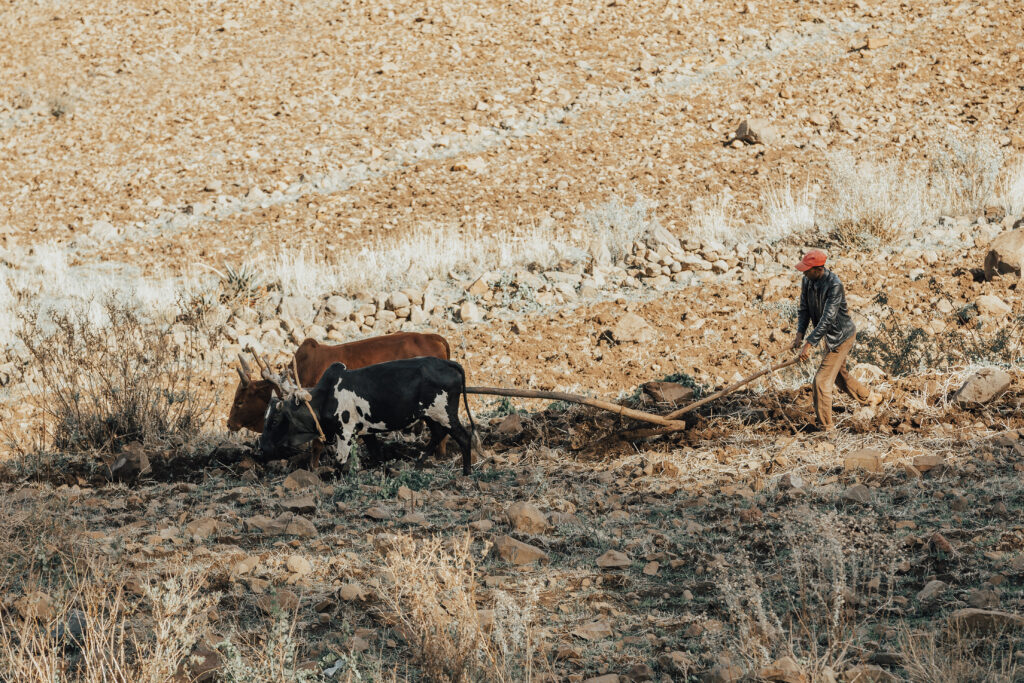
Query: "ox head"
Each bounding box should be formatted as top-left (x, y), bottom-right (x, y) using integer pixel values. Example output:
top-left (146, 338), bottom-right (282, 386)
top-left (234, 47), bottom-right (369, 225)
top-left (257, 395), bottom-right (321, 458)
top-left (252, 355), bottom-right (319, 459)
top-left (227, 354), bottom-right (276, 432)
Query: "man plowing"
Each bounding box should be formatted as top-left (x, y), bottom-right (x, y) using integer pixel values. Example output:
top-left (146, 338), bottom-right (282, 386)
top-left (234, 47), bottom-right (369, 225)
top-left (792, 249), bottom-right (882, 432)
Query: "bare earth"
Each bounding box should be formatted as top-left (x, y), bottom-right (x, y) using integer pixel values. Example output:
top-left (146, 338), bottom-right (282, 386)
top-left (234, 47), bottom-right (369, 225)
top-left (1, 0), bottom-right (1023, 680)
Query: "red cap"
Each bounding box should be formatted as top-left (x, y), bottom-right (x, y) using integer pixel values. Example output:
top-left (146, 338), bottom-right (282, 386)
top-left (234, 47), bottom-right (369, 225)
top-left (796, 249), bottom-right (827, 272)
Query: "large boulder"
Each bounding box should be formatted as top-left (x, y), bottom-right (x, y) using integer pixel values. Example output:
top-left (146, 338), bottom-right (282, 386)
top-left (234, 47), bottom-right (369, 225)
top-left (734, 118), bottom-right (779, 145)
top-left (506, 502), bottom-right (549, 534)
top-left (983, 228), bottom-right (1024, 280)
top-left (611, 313), bottom-right (657, 343)
top-left (955, 367), bottom-right (1011, 406)
top-left (975, 294), bottom-right (1011, 317)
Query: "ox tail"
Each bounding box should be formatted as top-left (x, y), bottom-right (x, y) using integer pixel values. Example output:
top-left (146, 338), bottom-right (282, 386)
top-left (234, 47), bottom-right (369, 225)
top-left (439, 335), bottom-right (452, 360)
top-left (455, 363), bottom-right (480, 454)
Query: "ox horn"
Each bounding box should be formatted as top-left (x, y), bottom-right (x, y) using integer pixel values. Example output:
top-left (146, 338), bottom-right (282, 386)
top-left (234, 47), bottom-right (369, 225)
top-left (236, 366), bottom-right (249, 385)
top-left (248, 353), bottom-right (284, 398)
top-left (237, 353), bottom-right (253, 379)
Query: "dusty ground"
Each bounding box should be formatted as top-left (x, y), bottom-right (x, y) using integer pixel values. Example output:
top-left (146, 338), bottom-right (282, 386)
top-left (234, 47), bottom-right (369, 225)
top-left (2, 0), bottom-right (1024, 681)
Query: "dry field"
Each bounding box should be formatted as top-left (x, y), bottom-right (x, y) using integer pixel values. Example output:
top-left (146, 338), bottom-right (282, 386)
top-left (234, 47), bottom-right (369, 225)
top-left (2, 0), bottom-right (1024, 681)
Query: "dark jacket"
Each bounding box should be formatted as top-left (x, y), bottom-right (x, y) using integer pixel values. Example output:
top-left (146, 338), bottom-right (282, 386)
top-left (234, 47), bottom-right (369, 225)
top-left (797, 269), bottom-right (856, 351)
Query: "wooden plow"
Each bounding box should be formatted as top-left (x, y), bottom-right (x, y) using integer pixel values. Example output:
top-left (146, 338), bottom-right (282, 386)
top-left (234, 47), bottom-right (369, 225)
top-left (465, 357), bottom-right (800, 437)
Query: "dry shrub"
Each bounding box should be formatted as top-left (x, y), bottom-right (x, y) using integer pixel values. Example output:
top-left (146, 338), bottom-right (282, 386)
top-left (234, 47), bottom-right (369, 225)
top-left (374, 534), bottom-right (537, 682)
top-left (712, 513), bottom-right (893, 677)
top-left (898, 624), bottom-right (1021, 682)
top-left (12, 296), bottom-right (214, 456)
top-left (0, 559), bottom-right (215, 682)
top-left (999, 154), bottom-right (1024, 217)
top-left (853, 289), bottom-right (1024, 376)
top-left (817, 151), bottom-right (929, 247)
top-left (216, 614), bottom-right (320, 683)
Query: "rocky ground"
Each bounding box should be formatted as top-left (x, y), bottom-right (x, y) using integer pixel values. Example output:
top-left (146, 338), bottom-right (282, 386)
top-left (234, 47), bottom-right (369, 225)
top-left (2, 0), bottom-right (1024, 681)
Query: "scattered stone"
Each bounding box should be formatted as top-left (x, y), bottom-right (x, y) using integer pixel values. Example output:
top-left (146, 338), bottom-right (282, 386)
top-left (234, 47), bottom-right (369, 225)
top-left (975, 294), bottom-right (1011, 317)
top-left (174, 639), bottom-right (222, 682)
top-left (704, 654), bottom-right (744, 683)
top-left (457, 301), bottom-right (483, 323)
top-left (642, 561), bottom-right (660, 576)
top-left (844, 448), bottom-right (883, 473)
top-left (642, 381), bottom-right (695, 405)
top-left (983, 228), bottom-right (1024, 279)
top-left (734, 118), bottom-right (778, 145)
top-left (279, 294), bottom-right (314, 321)
top-left (596, 549), bottom-right (631, 569)
top-left (852, 363), bottom-right (886, 384)
top-left (572, 620), bottom-right (614, 641)
top-left (244, 513), bottom-right (317, 538)
top-left (493, 535), bottom-right (548, 564)
top-left (841, 484), bottom-right (872, 504)
top-left (916, 580), bottom-right (947, 603)
top-left (110, 442), bottom-right (151, 482)
top-left (912, 454), bottom-right (944, 473)
top-left (841, 664), bottom-right (897, 682)
top-left (15, 591), bottom-right (54, 621)
top-left (583, 676), bottom-right (619, 683)
top-left (467, 276), bottom-right (491, 297)
top-left (866, 35), bottom-right (891, 50)
top-left (626, 662), bottom-right (655, 681)
top-left (657, 652), bottom-right (693, 676)
top-left (364, 506), bottom-right (391, 520)
top-left (495, 413), bottom-right (526, 436)
top-left (760, 656), bottom-right (807, 683)
top-left (469, 519), bottom-right (494, 532)
top-left (966, 587), bottom-right (1000, 609)
top-left (506, 501), bottom-right (549, 534)
top-left (955, 368), bottom-right (1011, 406)
top-left (398, 512), bottom-right (427, 525)
top-left (184, 517), bottom-right (219, 540)
top-left (930, 532), bottom-right (955, 555)
top-left (386, 291), bottom-right (410, 310)
top-left (256, 589), bottom-right (299, 615)
top-left (610, 313), bottom-right (657, 343)
top-left (340, 582), bottom-right (369, 602)
top-left (778, 472), bottom-right (804, 491)
top-left (279, 495), bottom-right (316, 514)
top-left (283, 469), bottom-right (322, 491)
top-left (286, 555), bottom-right (313, 576)
top-left (946, 608), bottom-right (1024, 633)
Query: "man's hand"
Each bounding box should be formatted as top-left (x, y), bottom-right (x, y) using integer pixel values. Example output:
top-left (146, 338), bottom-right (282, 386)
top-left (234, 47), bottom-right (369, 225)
top-left (790, 337), bottom-right (803, 352)
top-left (798, 342), bottom-right (812, 362)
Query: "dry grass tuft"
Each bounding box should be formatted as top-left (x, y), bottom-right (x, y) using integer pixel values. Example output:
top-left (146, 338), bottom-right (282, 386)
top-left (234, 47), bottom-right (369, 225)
top-left (898, 623), bottom-right (1021, 682)
top-left (0, 557), bottom-right (215, 682)
top-left (817, 151), bottom-right (929, 247)
top-left (929, 132), bottom-right (1005, 218)
top-left (373, 533), bottom-right (538, 682)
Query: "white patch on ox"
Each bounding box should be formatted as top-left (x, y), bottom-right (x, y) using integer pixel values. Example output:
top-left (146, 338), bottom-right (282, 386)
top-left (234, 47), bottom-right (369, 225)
top-left (423, 391), bottom-right (450, 428)
top-left (334, 434), bottom-right (350, 465)
top-left (333, 386), bottom-right (386, 446)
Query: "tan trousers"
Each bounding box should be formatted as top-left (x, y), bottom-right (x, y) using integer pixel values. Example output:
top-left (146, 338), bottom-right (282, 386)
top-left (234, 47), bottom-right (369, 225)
top-left (813, 334), bottom-right (870, 430)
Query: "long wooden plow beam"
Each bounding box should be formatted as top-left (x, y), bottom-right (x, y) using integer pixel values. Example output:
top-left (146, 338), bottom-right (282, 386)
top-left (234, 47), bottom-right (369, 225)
top-left (464, 386), bottom-right (687, 429)
top-left (663, 357), bottom-right (800, 421)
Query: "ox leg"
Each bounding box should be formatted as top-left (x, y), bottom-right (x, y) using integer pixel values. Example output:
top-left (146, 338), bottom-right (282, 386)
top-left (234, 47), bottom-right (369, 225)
top-left (443, 401), bottom-right (473, 476)
top-left (360, 434), bottom-right (384, 468)
top-left (309, 441), bottom-right (323, 470)
top-left (418, 421), bottom-right (447, 469)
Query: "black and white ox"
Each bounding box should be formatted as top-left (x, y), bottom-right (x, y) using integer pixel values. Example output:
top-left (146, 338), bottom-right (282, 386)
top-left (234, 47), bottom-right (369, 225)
top-left (257, 357), bottom-right (476, 474)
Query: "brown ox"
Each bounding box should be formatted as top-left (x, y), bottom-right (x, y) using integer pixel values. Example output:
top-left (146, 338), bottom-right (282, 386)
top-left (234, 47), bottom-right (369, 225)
top-left (228, 333), bottom-right (451, 433)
